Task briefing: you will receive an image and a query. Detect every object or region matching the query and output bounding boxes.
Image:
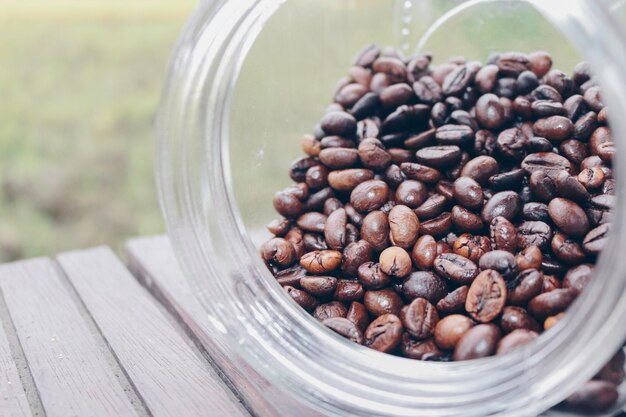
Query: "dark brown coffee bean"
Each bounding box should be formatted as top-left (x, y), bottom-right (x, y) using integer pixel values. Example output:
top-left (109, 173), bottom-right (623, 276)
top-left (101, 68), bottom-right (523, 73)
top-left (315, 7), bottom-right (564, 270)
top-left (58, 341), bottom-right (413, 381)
top-left (382, 164), bottom-right (405, 189)
top-left (415, 194), bottom-right (447, 220)
top-left (412, 76), bottom-right (442, 104)
top-left (474, 94), bottom-right (504, 129)
top-left (489, 216), bottom-right (517, 253)
top-left (517, 221), bottom-right (552, 250)
top-left (260, 238), bottom-right (296, 267)
top-left (415, 145), bottom-right (462, 168)
top-left (481, 191), bottom-right (522, 223)
top-left (435, 181), bottom-right (455, 201)
top-left (285, 227), bottom-right (306, 259)
top-left (513, 96), bottom-right (532, 119)
top-left (474, 64), bottom-right (499, 93)
top-left (335, 83), bottom-right (367, 108)
top-left (344, 203), bottom-right (363, 227)
top-left (324, 208), bottom-right (347, 250)
top-left (453, 324), bottom-right (500, 361)
top-left (459, 156), bottom-right (499, 186)
top-left (267, 218), bottom-right (291, 237)
top-left (529, 171), bottom-right (556, 202)
top-left (434, 314), bottom-right (475, 350)
top-left (496, 329), bottom-right (539, 355)
top-left (300, 276), bottom-right (338, 297)
top-left (350, 180), bottom-right (389, 213)
top-left (357, 262), bottom-right (390, 290)
top-left (551, 232), bottom-right (586, 264)
top-left (284, 286), bottom-right (319, 312)
top-left (584, 85), bottom-right (604, 112)
top-left (577, 167), bottom-right (605, 190)
top-left (572, 112), bottom-right (597, 141)
top-left (562, 381), bottom-right (619, 414)
top-left (515, 246), bottom-right (543, 271)
top-left (341, 240), bottom-right (373, 277)
top-left (323, 317), bottom-right (364, 344)
top-left (334, 279), bottom-right (364, 302)
top-left (401, 298), bottom-right (439, 339)
top-left (372, 57), bottom-right (407, 83)
top-left (596, 141), bottom-right (615, 162)
top-left (296, 212), bottom-right (327, 233)
top-left (434, 253), bottom-right (479, 285)
top-left (452, 177), bottom-right (484, 210)
top-left (452, 234), bottom-right (491, 263)
top-left (388, 205), bottom-right (420, 249)
top-left (321, 135), bottom-right (355, 149)
top-left (572, 61), bottom-right (591, 86)
top-left (360, 211), bottom-right (390, 251)
top-left (403, 271), bottom-right (449, 304)
top-left (321, 111), bottom-right (357, 136)
top-left (496, 52), bottom-right (530, 77)
top-left (379, 83), bottom-right (414, 110)
top-left (531, 84), bottom-right (562, 102)
top-left (301, 134), bottom-right (322, 157)
top-left (516, 70), bottom-right (540, 95)
top-left (273, 190), bottom-right (305, 219)
top-left (527, 136), bottom-right (553, 153)
top-left (582, 223), bottom-right (610, 255)
top-left (488, 169), bottom-right (525, 191)
top-left (381, 104), bottom-right (429, 134)
top-left (435, 124), bottom-right (475, 147)
top-left (548, 198), bottom-right (589, 237)
top-left (364, 314), bottom-right (403, 353)
top-left (300, 250), bottom-right (342, 274)
top-left (400, 162), bottom-right (441, 183)
top-left (546, 69), bottom-right (575, 98)
top-left (305, 165), bottom-right (330, 190)
top-left (303, 233), bottom-right (328, 252)
top-left (590, 126), bottom-right (612, 154)
top-left (442, 64), bottom-right (478, 96)
top-left (564, 94), bottom-right (587, 120)
top-left (521, 152), bottom-right (572, 178)
top-left (533, 116), bottom-right (573, 143)
top-left (351, 92), bottom-right (380, 120)
top-left (289, 157), bottom-right (319, 183)
top-left (479, 251), bottom-right (517, 279)
top-left (436, 286), bottom-right (469, 314)
top-left (346, 301), bottom-right (369, 333)
top-left (554, 171), bottom-right (589, 203)
top-left (466, 269), bottom-right (507, 322)
top-left (528, 288), bottom-right (576, 319)
top-left (563, 263), bottom-right (593, 293)
top-left (410, 235), bottom-right (436, 270)
top-left (379, 246), bottom-right (412, 278)
top-left (420, 212), bottom-right (453, 237)
top-left (395, 180), bottom-right (428, 208)
top-left (494, 77), bottom-right (517, 98)
top-left (364, 288), bottom-right (403, 317)
top-left (450, 205), bottom-right (484, 233)
top-left (499, 306), bottom-right (540, 334)
top-left (508, 269), bottom-right (544, 306)
top-left (353, 44), bottom-right (380, 68)
top-left (541, 256), bottom-right (566, 277)
top-left (356, 118), bottom-right (380, 140)
top-left (328, 169), bottom-right (375, 192)
top-left (404, 129), bottom-right (436, 150)
top-left (496, 128), bottom-right (527, 161)
top-left (319, 147), bottom-right (359, 169)
top-left (522, 202), bottom-right (550, 222)
top-left (401, 335), bottom-right (445, 360)
top-left (303, 187), bottom-right (335, 212)
top-left (473, 129), bottom-right (497, 156)
top-left (314, 301), bottom-right (348, 321)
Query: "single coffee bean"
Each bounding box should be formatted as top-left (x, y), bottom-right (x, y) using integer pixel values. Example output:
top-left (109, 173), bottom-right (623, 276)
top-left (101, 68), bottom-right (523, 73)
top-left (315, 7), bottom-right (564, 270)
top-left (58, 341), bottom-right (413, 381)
top-left (379, 246), bottom-right (412, 278)
top-left (361, 211), bottom-right (390, 251)
top-left (529, 171), bottom-right (556, 202)
top-left (285, 227), bottom-right (306, 259)
top-left (372, 56), bottom-right (407, 83)
top-left (554, 171), bottom-right (589, 203)
top-left (350, 180), bottom-right (389, 213)
top-left (507, 268), bottom-right (544, 305)
top-left (531, 84), bottom-right (562, 102)
top-left (401, 298), bottom-right (439, 340)
top-left (495, 329), bottom-right (539, 355)
top-left (488, 169), bottom-right (525, 191)
top-left (460, 156), bottom-right (499, 185)
top-left (434, 253), bottom-right (479, 285)
top-left (353, 44), bottom-right (380, 67)
top-left (541, 256), bottom-right (566, 277)
top-left (584, 86), bottom-right (604, 112)
top-left (496, 52), bottom-right (531, 77)
top-left (521, 152), bottom-right (572, 179)
top-left (327, 169), bottom-right (375, 192)
top-left (273, 190), bottom-right (305, 219)
top-left (415, 194), bottom-right (447, 220)
top-left (404, 129), bottom-right (436, 150)
top-left (475, 64), bottom-right (499, 93)
top-left (358, 262), bottom-right (391, 290)
top-left (403, 271), bottom-right (449, 304)
top-left (499, 306), bottom-right (541, 334)
top-left (453, 177), bottom-right (484, 210)
top-left (260, 238), bottom-right (296, 267)
top-left (522, 202), bottom-right (550, 223)
top-left (411, 235), bottom-right (437, 270)
top-left (479, 250), bottom-right (518, 279)
top-left (415, 146), bottom-right (462, 168)
top-left (335, 83), bottom-right (368, 108)
top-left (548, 198), bottom-right (589, 237)
top-left (301, 134), bottom-right (322, 157)
top-left (400, 162), bottom-right (441, 183)
top-left (334, 280), bottom-right (365, 302)
top-left (401, 335), bottom-right (445, 360)
top-left (516, 70), bottom-right (540, 95)
top-left (305, 165), bottom-right (330, 190)
top-left (435, 124), bottom-right (475, 147)
top-left (577, 167), bottom-right (605, 190)
top-left (324, 208), bottom-right (347, 250)
top-left (436, 286), bottom-right (469, 314)
top-left (546, 69), bottom-right (575, 98)
top-left (300, 250), bottom-right (342, 274)
top-left (289, 157), bottom-right (319, 183)
top-left (412, 76), bottom-right (442, 104)
top-left (533, 116), bottom-right (573, 143)
top-left (420, 212), bottom-right (453, 237)
top-left (563, 263), bottom-right (593, 293)
top-left (364, 314), bottom-right (403, 353)
top-left (296, 212), bottom-right (327, 234)
top-left (320, 111), bottom-right (357, 137)
top-left (442, 63), bottom-right (478, 96)
top-left (528, 288), bottom-right (577, 319)
top-left (434, 314), bottom-right (475, 350)
top-left (266, 218), bottom-right (291, 237)
top-left (474, 130), bottom-right (497, 156)
top-left (582, 223), bottom-right (610, 255)
top-left (323, 197), bottom-right (343, 215)
top-left (564, 94), bottom-right (587, 121)
top-left (551, 232), bottom-right (586, 264)
top-left (350, 92), bottom-right (380, 120)
top-left (573, 112), bottom-right (597, 141)
top-left (513, 96), bottom-right (533, 119)
top-left (451, 233), bottom-right (490, 264)
top-left (300, 276), bottom-right (338, 297)
top-left (395, 180), bottom-right (428, 208)
top-left (466, 269), bottom-right (507, 322)
top-left (475, 93), bottom-right (505, 129)
top-left (490, 216), bottom-right (517, 253)
top-left (323, 317), bottom-right (364, 344)
top-left (364, 288), bottom-right (403, 317)
top-left (517, 221), bottom-right (553, 250)
top-left (515, 246), bottom-right (543, 270)
top-left (451, 205), bottom-right (484, 233)
top-left (481, 191), bottom-right (522, 223)
top-left (341, 240), bottom-right (373, 277)
top-left (302, 234), bottom-right (326, 251)
top-left (319, 147), bottom-right (359, 169)
top-left (346, 301), bottom-right (369, 333)
top-left (379, 83), bottom-right (414, 109)
top-left (314, 301), bottom-right (348, 321)
top-left (381, 104), bottom-right (430, 134)
top-left (284, 286), bottom-right (319, 312)
top-left (496, 128), bottom-right (527, 160)
top-left (562, 381), bottom-right (619, 414)
top-left (494, 77), bottom-right (517, 98)
top-left (453, 324), bottom-right (500, 361)
top-left (321, 135), bottom-right (356, 149)
top-left (388, 205), bottom-right (420, 249)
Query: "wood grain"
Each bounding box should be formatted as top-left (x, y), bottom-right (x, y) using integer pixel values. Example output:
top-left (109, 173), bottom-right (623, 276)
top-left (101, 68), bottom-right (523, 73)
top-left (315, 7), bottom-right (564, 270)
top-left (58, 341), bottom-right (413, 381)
top-left (57, 247), bottom-right (251, 417)
top-left (126, 236), bottom-right (321, 417)
top-left (0, 258), bottom-right (139, 417)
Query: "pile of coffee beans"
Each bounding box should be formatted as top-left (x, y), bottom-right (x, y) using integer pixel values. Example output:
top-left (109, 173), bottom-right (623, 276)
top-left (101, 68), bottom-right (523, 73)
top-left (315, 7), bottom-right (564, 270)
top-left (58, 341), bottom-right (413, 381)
top-left (260, 46), bottom-right (622, 412)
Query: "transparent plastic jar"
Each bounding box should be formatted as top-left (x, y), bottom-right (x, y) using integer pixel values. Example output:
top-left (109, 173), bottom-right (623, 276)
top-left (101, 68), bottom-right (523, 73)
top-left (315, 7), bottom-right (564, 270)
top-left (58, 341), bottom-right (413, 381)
top-left (157, 1), bottom-right (626, 416)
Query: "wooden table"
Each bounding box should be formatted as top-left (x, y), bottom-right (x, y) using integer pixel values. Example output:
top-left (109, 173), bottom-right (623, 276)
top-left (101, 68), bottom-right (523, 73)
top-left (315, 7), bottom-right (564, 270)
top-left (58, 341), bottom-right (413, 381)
top-left (0, 236), bottom-right (317, 417)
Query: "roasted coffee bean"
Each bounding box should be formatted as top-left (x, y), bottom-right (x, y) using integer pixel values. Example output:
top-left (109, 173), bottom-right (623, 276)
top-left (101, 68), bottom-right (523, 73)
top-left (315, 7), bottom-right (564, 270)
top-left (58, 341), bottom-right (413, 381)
top-left (344, 203), bottom-right (363, 226)
top-left (334, 280), bottom-right (365, 302)
top-left (564, 94), bottom-right (587, 121)
top-left (412, 77), bottom-right (442, 104)
top-left (300, 250), bottom-right (342, 274)
top-left (490, 216), bottom-right (517, 253)
top-left (382, 104), bottom-right (430, 134)
top-left (533, 116), bottom-right (573, 143)
top-left (345, 224), bottom-right (360, 245)
top-left (531, 84), bottom-right (562, 102)
top-left (403, 271), bottom-right (449, 304)
top-left (479, 251), bottom-right (517, 279)
top-left (401, 335), bottom-right (445, 360)
top-left (273, 190), bottom-right (305, 219)
top-left (314, 301), bottom-right (348, 321)
top-left (434, 253), bottom-right (479, 285)
top-left (562, 380), bottom-right (619, 414)
top-left (335, 83), bottom-right (368, 108)
top-left (516, 70), bottom-right (540, 95)
top-left (474, 130), bottom-right (497, 156)
top-left (453, 324), bottom-right (500, 361)
top-left (351, 92), bottom-right (380, 120)
top-left (303, 187), bottom-right (335, 212)
top-left (452, 177), bottom-right (484, 210)
top-left (401, 298), bottom-right (439, 339)
top-left (361, 211), bottom-right (390, 251)
top-left (420, 212), bottom-right (453, 237)
top-left (395, 180), bottom-right (428, 208)
top-left (341, 240), bottom-right (373, 277)
top-left (488, 169), bottom-right (525, 191)
top-left (529, 171), bottom-right (556, 202)
top-left (436, 286), bottom-right (469, 314)
top-left (400, 162), bottom-right (441, 183)
top-left (289, 157), bottom-right (319, 183)
top-left (364, 314), bottom-right (403, 353)
top-left (528, 288), bottom-right (576, 319)
top-left (521, 152), bottom-right (571, 179)
top-left (522, 203), bottom-right (550, 222)
top-left (301, 134), bottom-right (322, 157)
top-left (582, 223), bottom-right (610, 255)
top-left (357, 262), bottom-right (391, 290)
top-left (364, 288), bottom-right (403, 317)
top-left (404, 129), bottom-right (436, 150)
top-left (303, 233), bottom-right (328, 251)
top-left (515, 246), bottom-right (543, 271)
top-left (388, 205), bottom-right (420, 249)
top-left (296, 212), bottom-right (327, 233)
top-left (481, 191), bottom-right (522, 223)
top-left (356, 118), bottom-right (380, 140)
top-left (475, 64), bottom-right (499, 93)
top-left (353, 44), bottom-right (380, 67)
top-left (442, 63), bottom-right (478, 96)
top-left (584, 86), bottom-right (604, 112)
top-left (459, 156), bottom-right (499, 186)
top-left (474, 93), bottom-right (505, 129)
top-left (327, 169), bottom-right (375, 192)
top-left (508, 268), bottom-right (544, 306)
top-left (350, 180), bottom-right (389, 213)
top-left (434, 314), bottom-right (475, 350)
top-left (452, 234), bottom-right (491, 263)
top-left (434, 124), bottom-right (474, 147)
top-left (551, 232), bottom-right (586, 264)
top-left (410, 235), bottom-right (436, 270)
top-left (415, 194), bottom-right (447, 220)
top-left (260, 238), bottom-right (296, 267)
top-left (379, 246), bottom-right (412, 278)
top-left (284, 286), bottom-right (319, 311)
top-left (496, 329), bottom-right (539, 355)
top-left (372, 56), bottom-right (407, 83)
top-left (496, 128), bottom-right (527, 161)
top-left (300, 276), bottom-right (338, 297)
top-left (577, 167), bottom-right (605, 190)
top-left (499, 306), bottom-right (540, 334)
top-left (450, 206), bottom-right (484, 233)
top-left (415, 145), bottom-right (462, 168)
top-left (319, 148), bottom-right (359, 169)
top-left (517, 221), bottom-right (553, 251)
top-left (435, 181), bottom-right (455, 201)
top-left (513, 96), bottom-right (533, 119)
top-left (497, 52), bottom-right (531, 77)
top-left (324, 208), bottom-right (347, 250)
top-left (267, 218), bottom-right (291, 237)
top-left (466, 269), bottom-right (507, 322)
top-left (323, 317), bottom-right (364, 344)
top-left (563, 263), bottom-right (593, 293)
top-left (323, 198), bottom-right (343, 216)
top-left (494, 77), bottom-right (517, 98)
top-left (305, 165), bottom-right (330, 190)
top-left (285, 227), bottom-right (306, 259)
top-left (346, 301), bottom-right (369, 333)
top-left (548, 198), bottom-right (589, 237)
top-left (546, 69), bottom-right (575, 98)
top-left (554, 171), bottom-right (589, 203)
top-left (379, 83), bottom-right (414, 110)
top-left (321, 135), bottom-right (355, 149)
top-left (560, 138), bottom-right (589, 165)
top-left (320, 111), bottom-right (357, 137)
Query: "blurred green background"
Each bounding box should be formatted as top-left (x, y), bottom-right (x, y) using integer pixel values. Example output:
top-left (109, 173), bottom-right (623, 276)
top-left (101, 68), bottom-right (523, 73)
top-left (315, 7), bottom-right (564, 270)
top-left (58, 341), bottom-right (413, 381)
top-left (0, 0), bottom-right (195, 261)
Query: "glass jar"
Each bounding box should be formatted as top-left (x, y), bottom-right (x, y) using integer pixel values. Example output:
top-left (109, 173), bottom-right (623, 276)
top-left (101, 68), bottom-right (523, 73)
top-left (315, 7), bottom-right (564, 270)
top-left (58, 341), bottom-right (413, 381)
top-left (157, 1), bottom-right (626, 415)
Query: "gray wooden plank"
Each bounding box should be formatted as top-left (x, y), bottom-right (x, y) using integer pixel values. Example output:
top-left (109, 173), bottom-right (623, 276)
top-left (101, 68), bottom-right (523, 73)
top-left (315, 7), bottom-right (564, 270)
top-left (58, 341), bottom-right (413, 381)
top-left (0, 300), bottom-right (33, 417)
top-left (57, 247), bottom-right (251, 417)
top-left (126, 236), bottom-right (321, 417)
top-left (0, 258), bottom-right (140, 417)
